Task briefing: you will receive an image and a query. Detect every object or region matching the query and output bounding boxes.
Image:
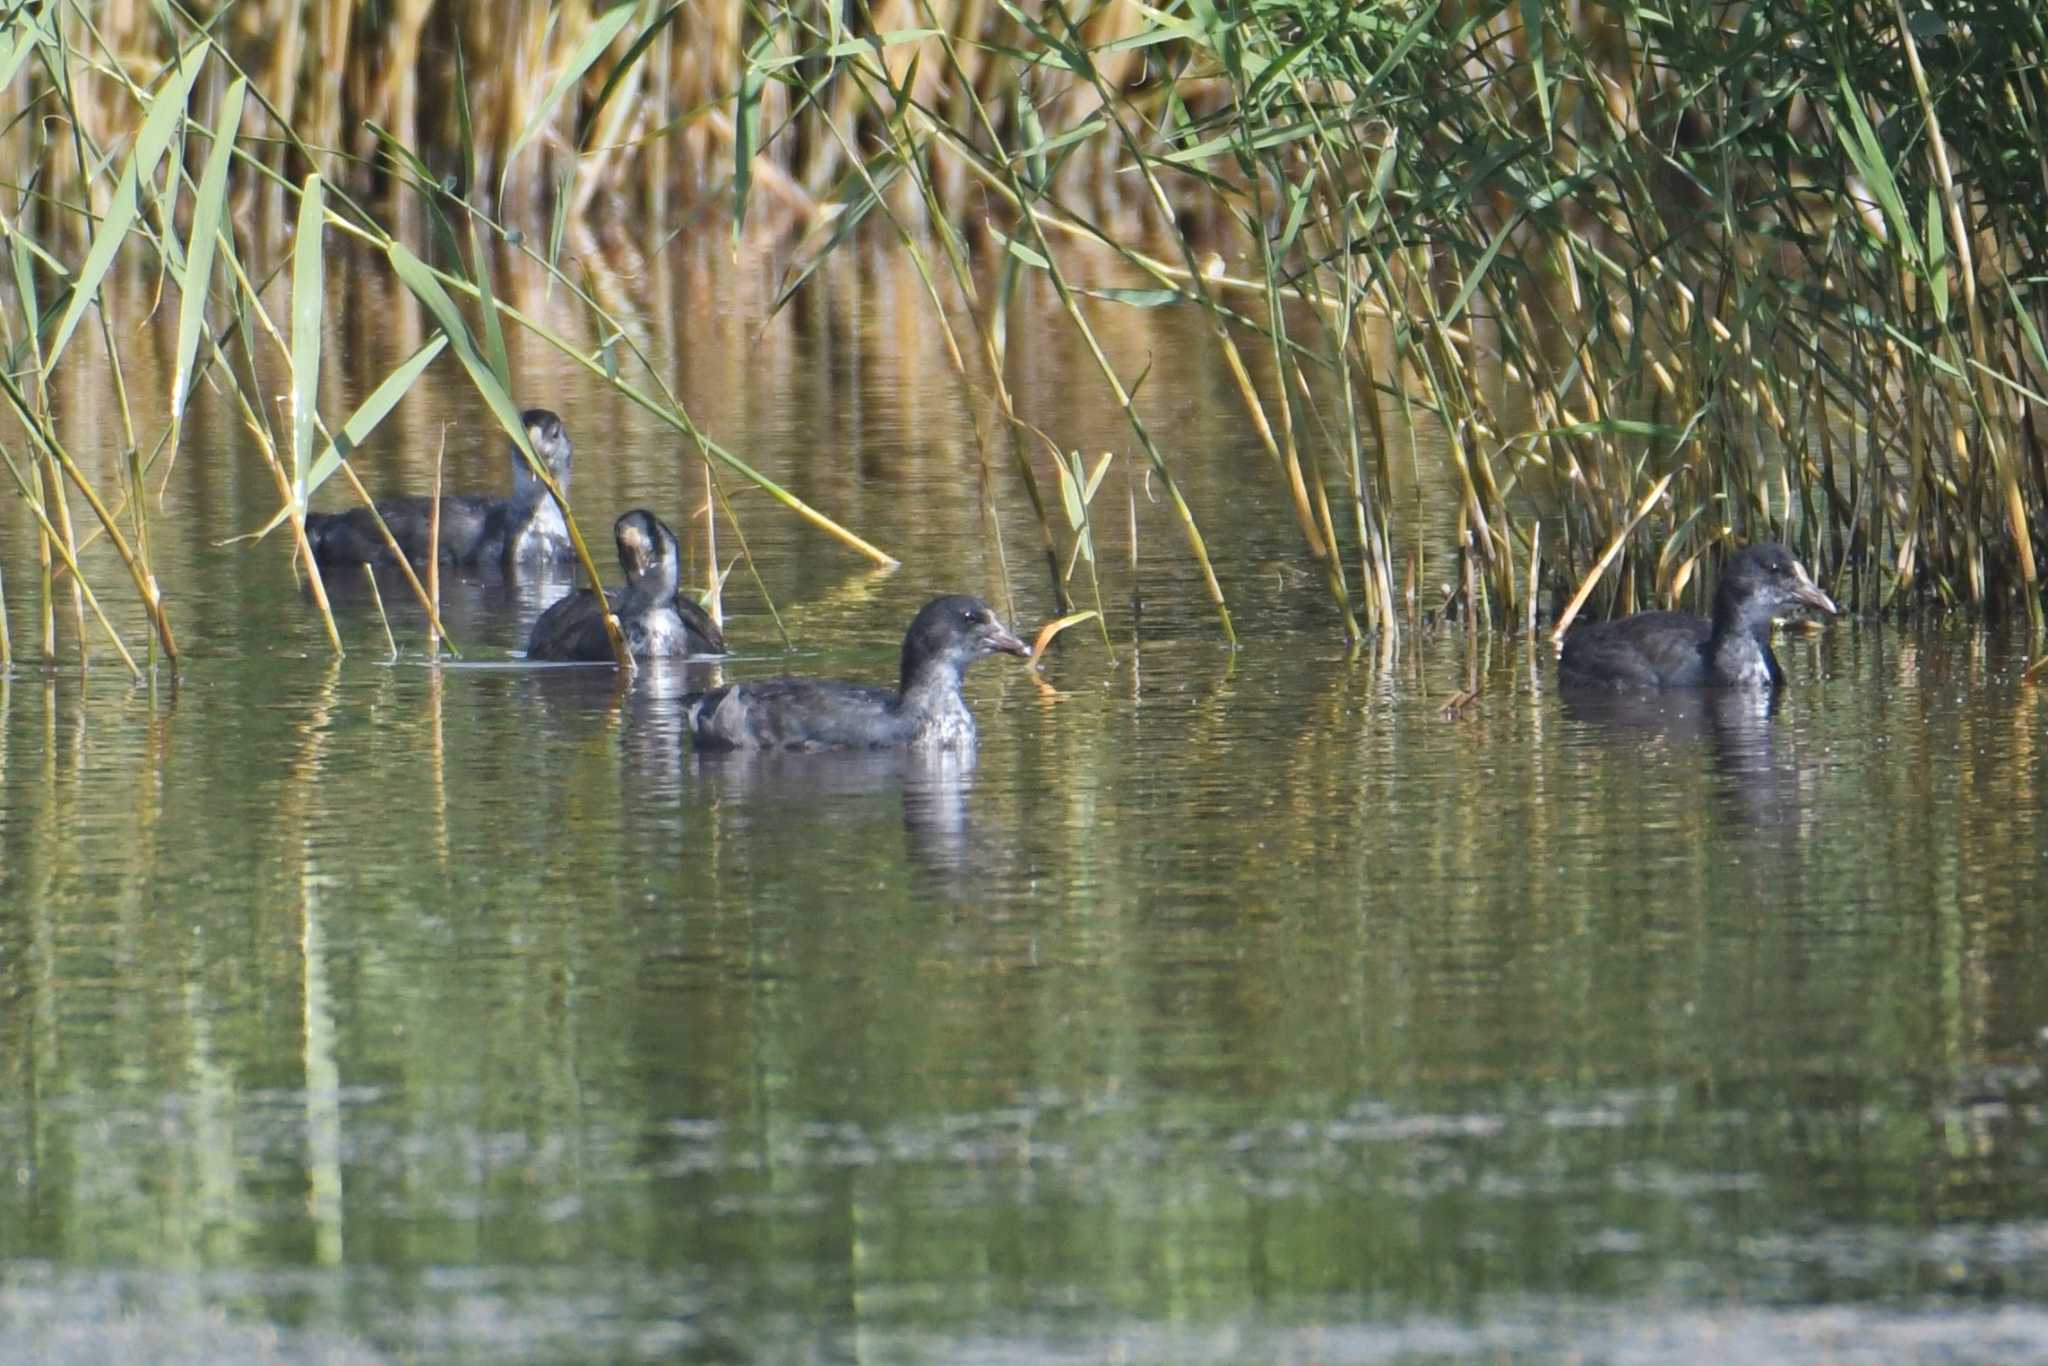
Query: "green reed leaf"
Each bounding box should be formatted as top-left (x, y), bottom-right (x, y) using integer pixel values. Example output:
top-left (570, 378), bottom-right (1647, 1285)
top-left (734, 30), bottom-right (774, 244)
top-left (45, 40), bottom-right (206, 372)
top-left (253, 335), bottom-right (450, 539)
top-left (289, 174), bottom-right (326, 504)
top-left (581, 5), bottom-right (684, 151)
top-left (502, 1), bottom-right (633, 194)
top-left (171, 75), bottom-right (244, 420)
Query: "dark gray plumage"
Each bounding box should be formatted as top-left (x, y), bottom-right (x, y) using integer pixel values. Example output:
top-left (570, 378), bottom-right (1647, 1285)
top-left (305, 408), bottom-right (575, 568)
top-left (1558, 543), bottom-right (1838, 689)
top-left (683, 595), bottom-right (1030, 750)
top-left (525, 509), bottom-right (725, 661)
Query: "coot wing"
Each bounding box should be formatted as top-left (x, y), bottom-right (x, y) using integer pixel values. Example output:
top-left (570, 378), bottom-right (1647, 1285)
top-left (1558, 612), bottom-right (1712, 688)
top-left (675, 594), bottom-right (727, 656)
top-left (525, 586), bottom-right (621, 661)
top-left (305, 504), bottom-right (395, 564)
top-left (684, 677), bottom-right (907, 750)
top-left (307, 492), bottom-right (496, 565)
top-left (425, 493), bottom-right (497, 562)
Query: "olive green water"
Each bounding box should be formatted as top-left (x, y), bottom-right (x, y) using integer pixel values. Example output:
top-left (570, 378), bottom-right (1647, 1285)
top-left (3, 241), bottom-right (2046, 1363)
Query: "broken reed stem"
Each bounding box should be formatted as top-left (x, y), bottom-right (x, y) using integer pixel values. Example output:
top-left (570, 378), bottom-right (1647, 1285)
top-left (328, 458), bottom-right (457, 650)
top-left (1127, 470), bottom-right (1140, 614)
top-left (1526, 521), bottom-right (1541, 636)
top-left (0, 565), bottom-right (10, 668)
top-left (42, 450), bottom-right (85, 667)
top-left (0, 293), bottom-right (173, 665)
top-left (363, 565), bottom-right (397, 660)
top-left (703, 468), bottom-right (790, 648)
top-left (702, 458), bottom-right (719, 634)
top-left (426, 430), bottom-right (444, 660)
top-left (0, 478), bottom-right (141, 677)
top-left (0, 422), bottom-right (144, 675)
top-left (31, 461), bottom-right (52, 661)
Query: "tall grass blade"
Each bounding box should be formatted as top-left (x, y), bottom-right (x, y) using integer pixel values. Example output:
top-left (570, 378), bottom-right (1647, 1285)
top-left (45, 39), bottom-right (205, 373)
top-left (733, 31), bottom-right (774, 244)
top-left (170, 75), bottom-right (245, 423)
top-left (581, 5), bottom-right (684, 151)
top-left (0, 9), bottom-right (48, 90)
top-left (768, 157), bottom-right (903, 317)
top-left (252, 335), bottom-right (450, 539)
top-left (501, 0), bottom-right (637, 199)
top-left (1829, 72), bottom-right (1916, 260)
top-left (289, 174), bottom-right (326, 507)
top-left (448, 38), bottom-right (511, 393)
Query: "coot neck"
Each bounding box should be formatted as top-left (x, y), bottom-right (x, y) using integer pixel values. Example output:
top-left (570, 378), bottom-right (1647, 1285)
top-left (1707, 578), bottom-right (1782, 685)
top-left (507, 453), bottom-right (567, 511)
top-left (897, 649), bottom-right (968, 717)
top-left (507, 458), bottom-right (569, 553)
top-left (621, 562), bottom-right (677, 615)
top-left (1711, 575), bottom-right (1780, 640)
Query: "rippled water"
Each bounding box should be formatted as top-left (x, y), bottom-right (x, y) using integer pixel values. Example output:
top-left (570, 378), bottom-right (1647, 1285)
top-left (2, 241), bottom-right (2046, 1362)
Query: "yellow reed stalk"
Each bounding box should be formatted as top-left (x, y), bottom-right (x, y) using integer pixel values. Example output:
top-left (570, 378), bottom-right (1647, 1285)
top-left (426, 430), bottom-right (443, 660)
top-left (0, 376), bottom-right (175, 665)
top-left (1551, 471), bottom-right (1678, 644)
top-left (39, 450), bottom-right (84, 665)
top-left (1891, 0), bottom-right (2038, 629)
top-left (362, 566), bottom-right (397, 660)
top-left (0, 449), bottom-right (142, 677)
top-left (703, 459), bottom-right (719, 634)
top-left (326, 458), bottom-right (458, 650)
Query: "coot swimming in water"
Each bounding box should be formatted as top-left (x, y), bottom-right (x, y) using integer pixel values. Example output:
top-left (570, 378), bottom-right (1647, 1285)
top-left (524, 509), bottom-right (725, 661)
top-left (1558, 543), bottom-right (1837, 689)
top-left (305, 408), bottom-right (575, 568)
top-left (682, 595), bottom-right (1029, 750)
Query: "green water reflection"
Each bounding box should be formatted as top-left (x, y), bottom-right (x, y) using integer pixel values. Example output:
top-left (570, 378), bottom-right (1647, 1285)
top-left (3, 619), bottom-right (2045, 1362)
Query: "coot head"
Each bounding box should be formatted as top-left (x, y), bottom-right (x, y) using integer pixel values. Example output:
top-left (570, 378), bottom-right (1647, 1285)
top-left (1717, 543), bottom-right (1838, 629)
top-left (508, 408), bottom-right (574, 497)
top-left (614, 509), bottom-right (681, 602)
top-left (900, 595), bottom-right (1030, 690)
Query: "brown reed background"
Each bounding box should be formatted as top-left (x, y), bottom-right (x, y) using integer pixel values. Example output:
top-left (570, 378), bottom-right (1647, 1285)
top-left (2, 0), bottom-right (2046, 672)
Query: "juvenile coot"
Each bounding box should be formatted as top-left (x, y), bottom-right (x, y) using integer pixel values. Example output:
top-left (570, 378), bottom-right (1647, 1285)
top-left (525, 509), bottom-right (725, 661)
top-left (683, 595), bottom-right (1029, 750)
top-left (1559, 542), bottom-right (1837, 689)
top-left (306, 408), bottom-right (575, 568)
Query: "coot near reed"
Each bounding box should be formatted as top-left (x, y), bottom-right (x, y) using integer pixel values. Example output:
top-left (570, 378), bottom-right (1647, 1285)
top-left (306, 408), bottom-right (576, 568)
top-left (525, 509), bottom-right (725, 661)
top-left (682, 595), bottom-right (1029, 750)
top-left (1558, 543), bottom-right (1837, 689)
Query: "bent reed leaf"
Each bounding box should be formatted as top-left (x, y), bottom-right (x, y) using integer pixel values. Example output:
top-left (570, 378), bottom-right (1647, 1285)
top-left (1027, 610), bottom-right (1100, 666)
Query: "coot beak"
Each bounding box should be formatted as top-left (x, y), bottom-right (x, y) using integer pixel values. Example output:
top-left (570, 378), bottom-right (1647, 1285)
top-left (1790, 560), bottom-right (1839, 616)
top-left (987, 623), bottom-right (1031, 657)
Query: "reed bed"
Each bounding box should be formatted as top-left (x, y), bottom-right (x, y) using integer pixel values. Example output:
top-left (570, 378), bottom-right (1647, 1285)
top-left (1, 0), bottom-right (2043, 670)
